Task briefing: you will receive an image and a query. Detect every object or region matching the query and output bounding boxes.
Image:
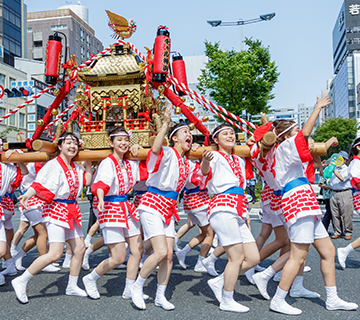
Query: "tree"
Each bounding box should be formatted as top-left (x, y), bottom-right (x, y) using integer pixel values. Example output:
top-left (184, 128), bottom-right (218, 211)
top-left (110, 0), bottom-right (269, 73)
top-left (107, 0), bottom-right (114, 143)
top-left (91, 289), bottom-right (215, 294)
top-left (0, 127), bottom-right (20, 140)
top-left (197, 38), bottom-right (279, 121)
top-left (311, 117), bottom-right (358, 158)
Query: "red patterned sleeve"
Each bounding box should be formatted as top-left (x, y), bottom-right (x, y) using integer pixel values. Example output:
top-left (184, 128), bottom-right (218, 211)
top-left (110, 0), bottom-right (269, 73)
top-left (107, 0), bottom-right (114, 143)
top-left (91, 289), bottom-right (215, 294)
top-left (91, 181), bottom-right (110, 196)
top-left (190, 162), bottom-right (213, 189)
top-left (11, 166), bottom-right (22, 189)
top-left (294, 130), bottom-right (313, 163)
top-left (31, 182), bottom-right (55, 203)
top-left (146, 147), bottom-right (164, 174)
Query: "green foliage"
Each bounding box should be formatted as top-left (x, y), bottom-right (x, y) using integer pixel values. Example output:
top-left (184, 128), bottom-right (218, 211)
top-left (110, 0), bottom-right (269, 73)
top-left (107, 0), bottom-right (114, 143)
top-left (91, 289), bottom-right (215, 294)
top-left (197, 38), bottom-right (279, 122)
top-left (0, 127), bottom-right (20, 139)
top-left (311, 117), bottom-right (358, 158)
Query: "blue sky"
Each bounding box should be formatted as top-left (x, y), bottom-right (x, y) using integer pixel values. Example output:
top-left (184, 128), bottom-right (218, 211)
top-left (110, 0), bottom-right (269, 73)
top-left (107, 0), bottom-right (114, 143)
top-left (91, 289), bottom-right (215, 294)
top-left (25, 0), bottom-right (342, 111)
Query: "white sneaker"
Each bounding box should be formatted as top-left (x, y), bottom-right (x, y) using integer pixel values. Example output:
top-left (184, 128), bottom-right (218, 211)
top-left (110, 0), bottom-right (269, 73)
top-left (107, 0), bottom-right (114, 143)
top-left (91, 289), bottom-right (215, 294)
top-left (173, 241), bottom-right (180, 252)
top-left (208, 275), bottom-right (224, 303)
top-left (155, 295), bottom-right (175, 310)
top-left (0, 273), bottom-right (5, 286)
top-left (202, 257), bottom-right (219, 276)
top-left (1, 259), bottom-right (8, 270)
top-left (208, 247), bottom-right (215, 255)
top-left (82, 275), bottom-right (99, 299)
top-left (290, 282), bottom-right (320, 299)
top-left (337, 247), bottom-right (348, 269)
top-left (326, 297), bottom-right (358, 311)
top-left (65, 284), bottom-right (88, 297)
top-left (130, 283), bottom-right (146, 310)
top-left (255, 264), bottom-right (266, 272)
top-left (1, 262), bottom-right (17, 276)
top-left (303, 265), bottom-right (311, 273)
top-left (14, 256), bottom-right (25, 271)
top-left (11, 277), bottom-right (28, 304)
top-left (270, 299), bottom-right (302, 315)
top-left (194, 260), bottom-right (207, 273)
top-left (175, 250), bottom-right (187, 269)
top-left (252, 272), bottom-right (270, 300)
top-left (220, 300), bottom-right (249, 313)
top-left (244, 268), bottom-right (255, 285)
top-left (273, 271), bottom-right (282, 282)
top-left (122, 286), bottom-right (149, 300)
top-left (42, 264), bottom-right (60, 272)
top-left (62, 258), bottom-right (71, 269)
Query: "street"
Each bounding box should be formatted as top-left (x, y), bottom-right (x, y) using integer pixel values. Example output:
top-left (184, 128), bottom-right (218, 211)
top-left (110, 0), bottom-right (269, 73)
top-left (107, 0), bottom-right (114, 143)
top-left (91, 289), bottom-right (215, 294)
top-left (1, 201), bottom-right (360, 320)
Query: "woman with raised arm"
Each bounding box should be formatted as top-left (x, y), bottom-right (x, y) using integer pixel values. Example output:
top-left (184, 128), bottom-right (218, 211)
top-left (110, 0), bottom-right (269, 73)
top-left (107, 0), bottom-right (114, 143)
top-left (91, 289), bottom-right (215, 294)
top-left (12, 132), bottom-right (92, 304)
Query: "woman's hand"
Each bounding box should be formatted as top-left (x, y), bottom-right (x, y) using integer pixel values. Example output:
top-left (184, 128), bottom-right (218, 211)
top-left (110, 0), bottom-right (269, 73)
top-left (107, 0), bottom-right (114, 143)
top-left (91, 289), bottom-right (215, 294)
top-left (191, 143), bottom-right (200, 152)
top-left (4, 149), bottom-right (15, 159)
top-left (162, 105), bottom-right (172, 126)
top-left (246, 136), bottom-right (256, 147)
top-left (130, 144), bottom-right (143, 157)
top-left (202, 149), bottom-right (214, 163)
top-left (97, 198), bottom-right (104, 212)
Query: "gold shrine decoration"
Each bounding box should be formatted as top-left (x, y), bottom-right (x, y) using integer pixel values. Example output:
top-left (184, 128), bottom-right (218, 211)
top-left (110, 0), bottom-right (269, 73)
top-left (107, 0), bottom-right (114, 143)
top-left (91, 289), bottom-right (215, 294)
top-left (106, 11), bottom-right (137, 40)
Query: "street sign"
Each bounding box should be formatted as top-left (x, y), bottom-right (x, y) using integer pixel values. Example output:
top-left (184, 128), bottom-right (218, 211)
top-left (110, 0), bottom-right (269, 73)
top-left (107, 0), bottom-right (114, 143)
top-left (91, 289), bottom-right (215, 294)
top-left (0, 85), bottom-right (4, 99)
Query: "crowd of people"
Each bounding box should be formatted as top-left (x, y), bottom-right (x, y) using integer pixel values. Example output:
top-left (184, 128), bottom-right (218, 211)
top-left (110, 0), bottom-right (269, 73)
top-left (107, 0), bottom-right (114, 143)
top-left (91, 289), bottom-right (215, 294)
top-left (1, 97), bottom-right (360, 315)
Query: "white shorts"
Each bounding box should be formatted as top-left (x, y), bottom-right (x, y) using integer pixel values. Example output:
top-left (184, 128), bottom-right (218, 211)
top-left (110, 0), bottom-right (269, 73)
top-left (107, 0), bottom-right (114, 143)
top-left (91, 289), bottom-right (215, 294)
top-left (139, 209), bottom-right (175, 242)
top-left (20, 211), bottom-right (29, 222)
top-left (24, 209), bottom-right (43, 227)
top-left (262, 203), bottom-right (284, 228)
top-left (46, 222), bottom-right (83, 243)
top-left (0, 220), bottom-right (6, 243)
top-left (187, 208), bottom-right (209, 227)
top-left (3, 211), bottom-right (13, 230)
top-left (288, 216), bottom-right (328, 244)
top-left (209, 211), bottom-right (255, 247)
top-left (102, 220), bottom-right (140, 245)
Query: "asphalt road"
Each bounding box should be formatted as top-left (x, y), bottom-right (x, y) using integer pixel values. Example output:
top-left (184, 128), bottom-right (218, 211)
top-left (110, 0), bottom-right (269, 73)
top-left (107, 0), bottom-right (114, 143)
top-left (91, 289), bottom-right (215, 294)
top-left (1, 201), bottom-right (360, 320)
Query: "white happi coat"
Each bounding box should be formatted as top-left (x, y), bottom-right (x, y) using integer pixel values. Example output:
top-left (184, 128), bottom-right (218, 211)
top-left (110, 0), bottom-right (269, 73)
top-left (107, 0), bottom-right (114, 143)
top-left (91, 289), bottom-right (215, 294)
top-left (0, 163), bottom-right (20, 220)
top-left (274, 130), bottom-right (321, 227)
top-left (91, 155), bottom-right (147, 228)
top-left (349, 155), bottom-right (360, 215)
top-left (31, 156), bottom-right (85, 229)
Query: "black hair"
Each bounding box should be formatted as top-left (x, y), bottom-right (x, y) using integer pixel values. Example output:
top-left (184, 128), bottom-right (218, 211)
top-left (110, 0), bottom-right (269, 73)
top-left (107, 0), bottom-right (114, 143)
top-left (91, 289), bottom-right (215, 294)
top-left (57, 131), bottom-right (80, 147)
top-left (108, 126), bottom-right (129, 143)
top-left (349, 137), bottom-right (360, 162)
top-left (167, 123), bottom-right (189, 147)
top-left (212, 123), bottom-right (234, 141)
top-left (273, 119), bottom-right (296, 143)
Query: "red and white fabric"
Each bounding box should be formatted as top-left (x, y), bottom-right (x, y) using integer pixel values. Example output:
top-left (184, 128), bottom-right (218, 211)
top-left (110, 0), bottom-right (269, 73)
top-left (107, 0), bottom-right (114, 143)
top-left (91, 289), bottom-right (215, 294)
top-left (31, 156), bottom-right (85, 230)
top-left (274, 130), bottom-right (322, 227)
top-left (138, 147), bottom-right (196, 225)
top-left (0, 163), bottom-right (20, 220)
top-left (349, 155), bottom-right (360, 215)
top-left (91, 154), bottom-right (146, 229)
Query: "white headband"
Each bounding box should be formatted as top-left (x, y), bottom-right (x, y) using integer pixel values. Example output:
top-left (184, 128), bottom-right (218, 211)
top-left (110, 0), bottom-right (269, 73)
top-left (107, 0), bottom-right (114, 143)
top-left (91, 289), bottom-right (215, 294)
top-left (212, 126), bottom-right (235, 139)
top-left (169, 125), bottom-right (189, 140)
top-left (353, 142), bottom-right (360, 148)
top-left (276, 123), bottom-right (297, 138)
top-left (110, 130), bottom-right (132, 138)
top-left (58, 136), bottom-right (82, 145)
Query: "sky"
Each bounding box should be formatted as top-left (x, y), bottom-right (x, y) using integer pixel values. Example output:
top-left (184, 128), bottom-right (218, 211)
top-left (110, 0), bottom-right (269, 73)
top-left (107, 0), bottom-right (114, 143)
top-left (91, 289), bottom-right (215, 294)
top-left (25, 0), bottom-right (342, 111)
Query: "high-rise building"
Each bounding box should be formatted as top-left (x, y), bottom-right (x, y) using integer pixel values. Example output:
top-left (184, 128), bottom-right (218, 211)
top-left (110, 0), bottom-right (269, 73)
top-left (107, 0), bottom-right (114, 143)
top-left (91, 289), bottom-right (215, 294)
top-left (332, 0), bottom-right (360, 119)
top-left (27, 5), bottom-right (103, 64)
top-left (0, 0), bottom-right (27, 66)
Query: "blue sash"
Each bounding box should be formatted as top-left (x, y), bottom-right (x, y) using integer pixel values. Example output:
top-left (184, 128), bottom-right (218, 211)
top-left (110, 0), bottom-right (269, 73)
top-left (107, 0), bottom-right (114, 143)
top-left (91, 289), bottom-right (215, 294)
top-left (104, 195), bottom-right (128, 202)
top-left (222, 186), bottom-right (244, 196)
top-left (134, 190), bottom-right (147, 196)
top-left (281, 177), bottom-right (310, 196)
top-left (353, 188), bottom-right (360, 193)
top-left (53, 199), bottom-right (76, 204)
top-left (4, 192), bottom-right (13, 198)
top-left (148, 186), bottom-right (178, 201)
top-left (184, 186), bottom-right (206, 194)
top-left (273, 190), bottom-right (281, 197)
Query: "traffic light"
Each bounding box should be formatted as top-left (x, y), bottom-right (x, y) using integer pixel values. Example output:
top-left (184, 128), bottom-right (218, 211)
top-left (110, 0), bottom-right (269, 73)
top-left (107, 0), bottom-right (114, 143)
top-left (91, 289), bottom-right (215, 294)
top-left (4, 87), bottom-right (33, 98)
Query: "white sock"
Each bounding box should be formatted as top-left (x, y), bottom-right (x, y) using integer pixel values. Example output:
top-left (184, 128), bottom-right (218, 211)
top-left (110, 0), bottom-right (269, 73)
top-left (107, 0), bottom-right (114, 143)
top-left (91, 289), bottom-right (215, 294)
top-left (325, 286), bottom-right (337, 301)
top-left (89, 269), bottom-right (101, 281)
top-left (222, 289), bottom-right (234, 303)
top-left (64, 253), bottom-right (73, 261)
top-left (125, 278), bottom-right (135, 288)
top-left (182, 244), bottom-right (191, 255)
top-left (68, 275), bottom-right (79, 287)
top-left (209, 253), bottom-right (218, 263)
top-left (174, 236), bottom-right (179, 245)
top-left (17, 249), bottom-right (27, 259)
top-left (85, 247), bottom-right (93, 256)
top-left (19, 269), bottom-right (33, 284)
top-left (263, 266), bottom-right (276, 280)
top-left (198, 255), bottom-right (205, 262)
top-left (344, 244), bottom-right (355, 256)
top-left (156, 284), bottom-right (167, 297)
top-left (273, 286), bottom-right (288, 301)
top-left (134, 275), bottom-right (146, 289)
top-left (85, 235), bottom-right (92, 243)
top-left (11, 243), bottom-right (17, 251)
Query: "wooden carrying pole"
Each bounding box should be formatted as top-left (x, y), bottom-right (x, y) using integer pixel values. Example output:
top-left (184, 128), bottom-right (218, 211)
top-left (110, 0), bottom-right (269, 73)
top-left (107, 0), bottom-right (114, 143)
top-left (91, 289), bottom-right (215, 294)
top-left (0, 143), bottom-right (328, 163)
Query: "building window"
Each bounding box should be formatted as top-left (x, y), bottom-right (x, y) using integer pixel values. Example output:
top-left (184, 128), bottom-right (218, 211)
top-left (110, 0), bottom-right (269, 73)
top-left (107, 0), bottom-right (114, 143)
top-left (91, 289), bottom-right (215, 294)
top-left (81, 47), bottom-right (85, 59)
top-left (34, 41), bottom-right (42, 47)
top-left (0, 74), bottom-right (5, 87)
top-left (19, 113), bottom-right (25, 128)
top-left (28, 123), bottom-right (35, 131)
top-left (0, 108), bottom-right (5, 119)
top-left (28, 114), bottom-right (35, 122)
top-left (87, 34), bottom-right (90, 48)
top-left (27, 28), bottom-right (32, 33)
top-left (28, 132), bottom-right (34, 139)
top-left (9, 113), bottom-right (15, 126)
top-left (27, 105), bottom-right (35, 113)
top-left (80, 29), bottom-right (84, 42)
top-left (51, 25), bottom-right (67, 31)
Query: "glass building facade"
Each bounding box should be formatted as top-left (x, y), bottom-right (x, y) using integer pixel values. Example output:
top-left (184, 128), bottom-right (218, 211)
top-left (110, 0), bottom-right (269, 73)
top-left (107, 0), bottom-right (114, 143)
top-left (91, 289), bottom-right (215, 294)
top-left (0, 0), bottom-right (23, 66)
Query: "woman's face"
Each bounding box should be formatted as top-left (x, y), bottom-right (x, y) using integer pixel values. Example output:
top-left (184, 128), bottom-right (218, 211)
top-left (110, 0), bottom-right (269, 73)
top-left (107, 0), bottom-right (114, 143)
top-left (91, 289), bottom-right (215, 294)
top-left (58, 137), bottom-right (79, 159)
top-left (214, 128), bottom-right (236, 150)
top-left (284, 124), bottom-right (300, 139)
top-left (172, 127), bottom-right (193, 152)
top-left (110, 135), bottom-right (130, 155)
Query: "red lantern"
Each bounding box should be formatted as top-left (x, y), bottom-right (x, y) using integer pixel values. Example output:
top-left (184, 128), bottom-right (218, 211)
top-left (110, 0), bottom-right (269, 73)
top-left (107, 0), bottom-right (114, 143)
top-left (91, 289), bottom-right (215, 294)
top-left (172, 54), bottom-right (188, 96)
top-left (45, 34), bottom-right (63, 85)
top-left (153, 26), bottom-right (171, 83)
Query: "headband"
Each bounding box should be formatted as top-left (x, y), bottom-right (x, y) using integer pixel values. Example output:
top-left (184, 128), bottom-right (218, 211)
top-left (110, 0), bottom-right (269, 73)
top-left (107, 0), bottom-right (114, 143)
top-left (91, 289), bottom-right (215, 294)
top-left (58, 136), bottom-right (83, 145)
top-left (212, 126), bottom-right (235, 139)
top-left (169, 125), bottom-right (189, 140)
top-left (110, 130), bottom-right (132, 138)
top-left (276, 123), bottom-right (297, 138)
